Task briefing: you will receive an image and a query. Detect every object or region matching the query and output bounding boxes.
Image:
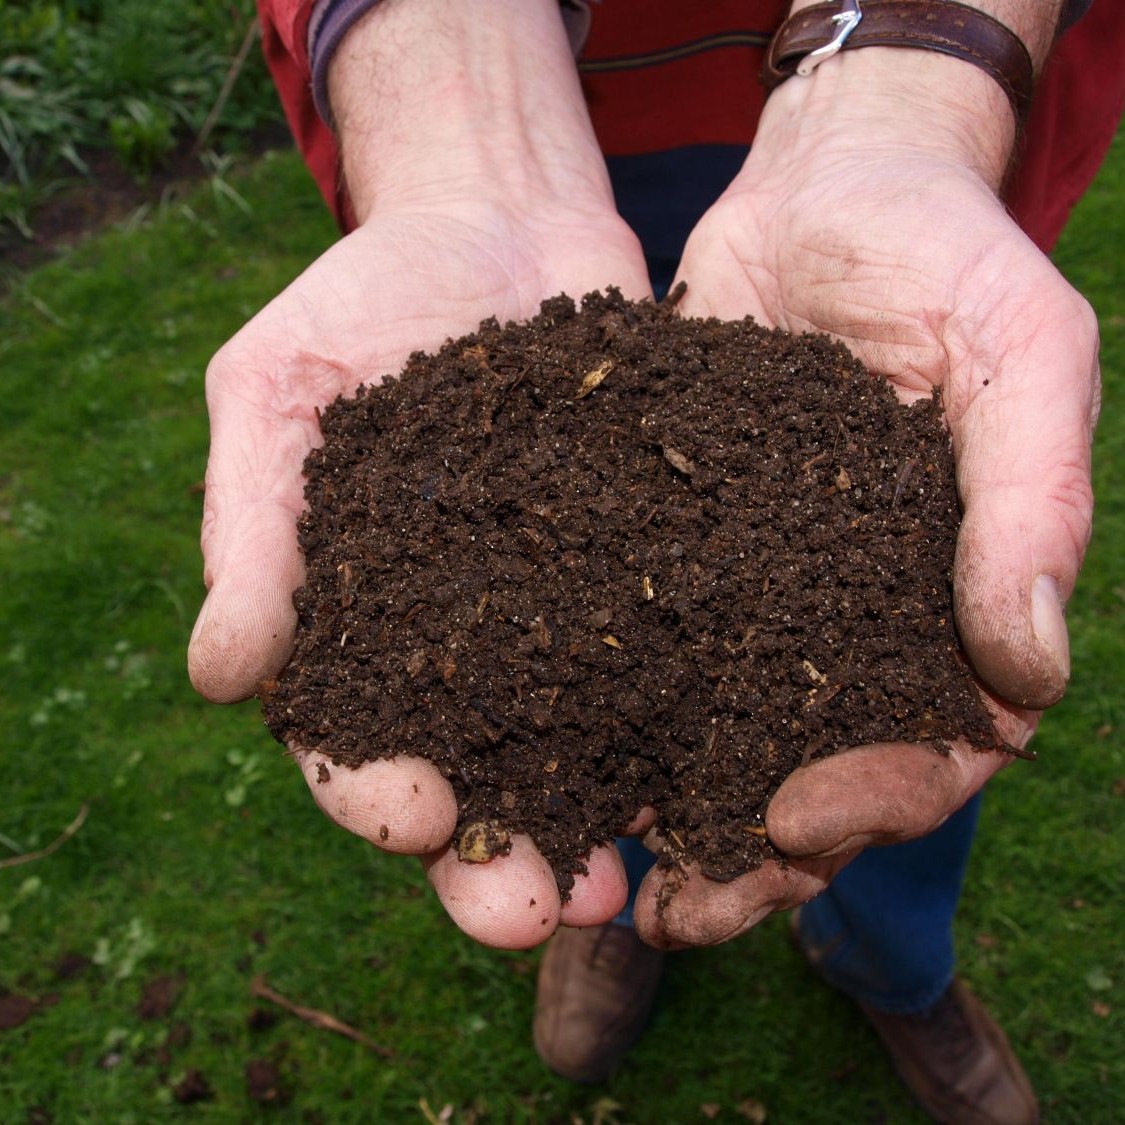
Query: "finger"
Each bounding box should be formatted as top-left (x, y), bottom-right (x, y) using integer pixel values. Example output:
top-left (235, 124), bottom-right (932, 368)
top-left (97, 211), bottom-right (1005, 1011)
top-left (558, 844), bottom-right (629, 927)
top-left (765, 741), bottom-right (1009, 859)
top-left (299, 753), bottom-right (458, 854)
top-left (188, 498), bottom-right (304, 703)
top-left (620, 806), bottom-right (656, 836)
top-left (947, 255), bottom-right (1099, 709)
top-left (633, 854), bottom-right (847, 950)
top-left (187, 342), bottom-right (325, 703)
top-left (423, 834), bottom-right (561, 950)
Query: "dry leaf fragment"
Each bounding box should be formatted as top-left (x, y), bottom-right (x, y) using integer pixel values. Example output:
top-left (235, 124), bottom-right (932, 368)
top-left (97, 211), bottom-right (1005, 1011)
top-left (835, 466), bottom-right (852, 491)
top-left (576, 359), bottom-right (615, 399)
top-left (602, 635), bottom-right (622, 649)
top-left (737, 1098), bottom-right (768, 1123)
top-left (663, 446), bottom-right (695, 476)
top-left (802, 659), bottom-right (828, 685)
top-left (475, 592), bottom-right (491, 622)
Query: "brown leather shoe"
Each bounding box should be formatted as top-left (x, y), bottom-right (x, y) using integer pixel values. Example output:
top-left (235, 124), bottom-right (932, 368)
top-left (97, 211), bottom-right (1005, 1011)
top-left (859, 981), bottom-right (1039, 1125)
top-left (533, 922), bottom-right (665, 1083)
top-left (790, 909), bottom-right (1038, 1124)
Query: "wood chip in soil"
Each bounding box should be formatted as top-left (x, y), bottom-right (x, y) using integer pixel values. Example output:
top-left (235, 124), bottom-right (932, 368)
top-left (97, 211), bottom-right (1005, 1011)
top-left (262, 288), bottom-right (1001, 896)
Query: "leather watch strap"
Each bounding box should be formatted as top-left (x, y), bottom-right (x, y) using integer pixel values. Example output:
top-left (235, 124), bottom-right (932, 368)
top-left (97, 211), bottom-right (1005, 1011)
top-left (762, 0), bottom-right (1035, 125)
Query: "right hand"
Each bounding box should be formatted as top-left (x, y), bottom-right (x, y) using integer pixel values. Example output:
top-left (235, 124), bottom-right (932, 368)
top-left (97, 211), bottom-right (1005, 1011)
top-left (188, 192), bottom-right (653, 948)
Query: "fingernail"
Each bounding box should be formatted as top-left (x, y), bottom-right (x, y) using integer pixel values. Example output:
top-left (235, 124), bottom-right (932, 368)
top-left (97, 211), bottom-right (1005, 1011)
top-left (1031, 575), bottom-right (1070, 684)
top-left (740, 905), bottom-right (774, 932)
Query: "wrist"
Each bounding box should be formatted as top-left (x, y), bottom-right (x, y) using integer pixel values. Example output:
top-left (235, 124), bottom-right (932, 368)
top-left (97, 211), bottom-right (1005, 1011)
top-left (327, 0), bottom-right (614, 223)
top-left (767, 0), bottom-right (1066, 189)
top-left (760, 49), bottom-right (1014, 188)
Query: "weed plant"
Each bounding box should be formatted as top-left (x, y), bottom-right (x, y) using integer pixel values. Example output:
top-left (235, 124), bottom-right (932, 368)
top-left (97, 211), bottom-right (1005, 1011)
top-left (0, 0), bottom-right (281, 235)
top-left (0, 137), bottom-right (1122, 1122)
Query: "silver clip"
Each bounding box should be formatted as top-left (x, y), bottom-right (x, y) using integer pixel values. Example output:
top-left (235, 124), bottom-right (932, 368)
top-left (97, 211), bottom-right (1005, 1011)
top-left (796, 0), bottom-right (863, 77)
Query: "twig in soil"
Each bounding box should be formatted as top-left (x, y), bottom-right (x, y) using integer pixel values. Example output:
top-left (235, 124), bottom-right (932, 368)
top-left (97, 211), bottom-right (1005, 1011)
top-left (800, 449), bottom-right (831, 472)
top-left (0, 802), bottom-right (89, 871)
top-left (663, 280), bottom-right (688, 308)
top-left (892, 458), bottom-right (919, 509)
top-left (490, 363), bottom-right (531, 420)
top-left (249, 975), bottom-right (397, 1058)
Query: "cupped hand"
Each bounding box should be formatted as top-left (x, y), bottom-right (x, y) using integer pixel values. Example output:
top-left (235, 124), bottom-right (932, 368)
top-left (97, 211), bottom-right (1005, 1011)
top-left (188, 196), bottom-right (652, 947)
top-left (634, 64), bottom-right (1099, 948)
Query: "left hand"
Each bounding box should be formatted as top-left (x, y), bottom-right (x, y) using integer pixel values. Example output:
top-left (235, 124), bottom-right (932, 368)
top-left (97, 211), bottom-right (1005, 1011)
top-left (633, 51), bottom-right (1099, 948)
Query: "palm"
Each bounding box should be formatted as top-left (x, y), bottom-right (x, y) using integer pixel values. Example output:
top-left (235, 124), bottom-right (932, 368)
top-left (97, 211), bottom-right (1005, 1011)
top-left (189, 198), bottom-right (652, 948)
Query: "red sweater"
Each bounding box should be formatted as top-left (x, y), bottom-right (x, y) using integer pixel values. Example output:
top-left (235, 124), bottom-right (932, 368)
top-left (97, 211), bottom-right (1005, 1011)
top-left (257, 0), bottom-right (1125, 252)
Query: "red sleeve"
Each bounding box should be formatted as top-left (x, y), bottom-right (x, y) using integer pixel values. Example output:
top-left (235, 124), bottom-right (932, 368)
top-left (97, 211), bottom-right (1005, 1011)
top-left (259, 0), bottom-right (1123, 252)
top-left (257, 0), bottom-right (348, 228)
top-left (1007, 1), bottom-right (1125, 252)
top-left (580, 0), bottom-right (1125, 254)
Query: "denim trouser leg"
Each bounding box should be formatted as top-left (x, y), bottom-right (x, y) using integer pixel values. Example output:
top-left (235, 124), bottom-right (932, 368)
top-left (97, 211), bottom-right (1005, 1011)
top-left (794, 793), bottom-right (983, 1014)
top-left (611, 793), bottom-right (981, 1014)
top-left (612, 835), bottom-right (659, 928)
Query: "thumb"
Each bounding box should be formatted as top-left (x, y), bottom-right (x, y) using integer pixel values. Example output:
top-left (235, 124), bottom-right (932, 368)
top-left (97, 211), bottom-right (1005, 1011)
top-left (188, 500), bottom-right (304, 703)
top-left (949, 265), bottom-right (1098, 710)
top-left (187, 349), bottom-right (322, 703)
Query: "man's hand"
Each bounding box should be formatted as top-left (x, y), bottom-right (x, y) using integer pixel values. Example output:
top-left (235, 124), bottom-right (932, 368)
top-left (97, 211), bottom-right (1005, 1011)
top-left (634, 30), bottom-right (1099, 948)
top-left (188, 0), bottom-right (653, 949)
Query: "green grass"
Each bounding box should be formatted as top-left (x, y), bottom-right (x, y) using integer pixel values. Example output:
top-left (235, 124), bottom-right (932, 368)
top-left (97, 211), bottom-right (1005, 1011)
top-left (1, 0), bottom-right (282, 238)
top-left (1, 135), bottom-right (1123, 1123)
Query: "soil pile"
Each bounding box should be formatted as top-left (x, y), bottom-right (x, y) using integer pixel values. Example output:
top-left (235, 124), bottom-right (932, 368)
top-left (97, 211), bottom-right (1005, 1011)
top-left (262, 289), bottom-right (999, 894)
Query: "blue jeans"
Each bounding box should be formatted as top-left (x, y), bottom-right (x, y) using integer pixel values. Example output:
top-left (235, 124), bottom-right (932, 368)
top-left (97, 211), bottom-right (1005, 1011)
top-left (612, 795), bottom-right (980, 1014)
top-left (605, 146), bottom-right (980, 1016)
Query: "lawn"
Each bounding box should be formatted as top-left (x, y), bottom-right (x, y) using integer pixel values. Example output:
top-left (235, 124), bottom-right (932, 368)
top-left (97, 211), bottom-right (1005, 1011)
top-left (1, 133), bottom-right (1122, 1123)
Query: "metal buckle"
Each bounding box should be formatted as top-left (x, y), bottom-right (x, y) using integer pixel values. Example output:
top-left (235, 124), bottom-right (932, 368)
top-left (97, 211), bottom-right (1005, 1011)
top-left (796, 0), bottom-right (864, 76)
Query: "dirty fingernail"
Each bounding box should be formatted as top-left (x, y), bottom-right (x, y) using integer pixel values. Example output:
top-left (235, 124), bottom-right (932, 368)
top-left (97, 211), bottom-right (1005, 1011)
top-left (1031, 574), bottom-right (1070, 684)
top-left (737, 904), bottom-right (775, 934)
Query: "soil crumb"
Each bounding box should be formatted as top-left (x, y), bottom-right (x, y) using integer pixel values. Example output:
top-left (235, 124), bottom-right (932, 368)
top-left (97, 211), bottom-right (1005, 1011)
top-left (172, 1069), bottom-right (213, 1105)
top-left (246, 1058), bottom-right (290, 1105)
top-left (262, 289), bottom-right (999, 895)
top-left (0, 993), bottom-right (36, 1030)
top-left (137, 974), bottom-right (185, 1020)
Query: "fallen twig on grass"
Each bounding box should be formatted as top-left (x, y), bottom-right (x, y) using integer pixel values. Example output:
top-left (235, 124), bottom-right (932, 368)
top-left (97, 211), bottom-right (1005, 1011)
top-left (191, 18), bottom-right (261, 158)
top-left (249, 974), bottom-right (396, 1058)
top-left (0, 802), bottom-right (90, 871)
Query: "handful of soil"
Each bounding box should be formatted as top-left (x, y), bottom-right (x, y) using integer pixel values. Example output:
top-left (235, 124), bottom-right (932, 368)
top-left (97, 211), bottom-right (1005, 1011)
top-left (262, 289), bottom-right (1000, 895)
